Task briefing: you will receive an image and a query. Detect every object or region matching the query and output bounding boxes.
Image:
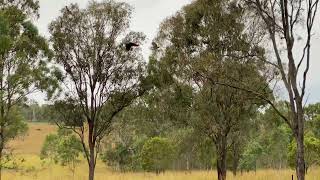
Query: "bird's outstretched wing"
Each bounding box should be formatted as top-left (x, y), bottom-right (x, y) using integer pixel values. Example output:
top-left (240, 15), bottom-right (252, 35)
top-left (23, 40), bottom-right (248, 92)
top-left (126, 42), bottom-right (139, 51)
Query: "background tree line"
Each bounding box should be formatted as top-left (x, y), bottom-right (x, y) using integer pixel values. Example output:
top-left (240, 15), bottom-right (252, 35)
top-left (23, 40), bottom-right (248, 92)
top-left (97, 94), bottom-right (320, 175)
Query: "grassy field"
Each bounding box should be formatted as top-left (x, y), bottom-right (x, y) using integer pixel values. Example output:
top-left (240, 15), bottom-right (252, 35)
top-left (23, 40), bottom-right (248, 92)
top-left (3, 123), bottom-right (320, 180)
top-left (9, 123), bottom-right (57, 154)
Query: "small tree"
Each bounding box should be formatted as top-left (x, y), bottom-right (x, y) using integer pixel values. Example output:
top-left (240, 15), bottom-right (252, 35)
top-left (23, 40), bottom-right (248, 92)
top-left (140, 137), bottom-right (175, 174)
top-left (238, 140), bottom-right (264, 172)
top-left (49, 1), bottom-right (149, 179)
top-left (40, 134), bottom-right (59, 162)
top-left (41, 129), bottom-right (82, 178)
top-left (102, 143), bottom-right (133, 171)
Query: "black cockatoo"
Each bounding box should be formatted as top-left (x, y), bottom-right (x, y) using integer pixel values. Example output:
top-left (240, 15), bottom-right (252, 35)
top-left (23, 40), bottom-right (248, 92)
top-left (125, 42), bottom-right (139, 51)
top-left (152, 42), bottom-right (159, 50)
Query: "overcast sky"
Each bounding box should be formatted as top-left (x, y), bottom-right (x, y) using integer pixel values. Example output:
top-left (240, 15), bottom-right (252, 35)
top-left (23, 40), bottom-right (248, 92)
top-left (31, 0), bottom-right (320, 104)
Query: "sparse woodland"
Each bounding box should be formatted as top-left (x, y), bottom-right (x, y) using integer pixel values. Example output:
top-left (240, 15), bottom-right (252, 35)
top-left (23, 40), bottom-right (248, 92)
top-left (0, 0), bottom-right (319, 180)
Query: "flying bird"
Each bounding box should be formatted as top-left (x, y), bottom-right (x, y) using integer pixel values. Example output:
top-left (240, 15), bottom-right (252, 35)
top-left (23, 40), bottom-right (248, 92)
top-left (152, 42), bottom-right (159, 50)
top-left (125, 42), bottom-right (139, 51)
top-left (65, 6), bottom-right (71, 14)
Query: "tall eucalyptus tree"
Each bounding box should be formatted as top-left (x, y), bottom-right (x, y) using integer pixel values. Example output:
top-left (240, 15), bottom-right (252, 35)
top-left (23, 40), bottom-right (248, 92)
top-left (150, 0), bottom-right (270, 179)
top-left (49, 1), bottom-right (149, 179)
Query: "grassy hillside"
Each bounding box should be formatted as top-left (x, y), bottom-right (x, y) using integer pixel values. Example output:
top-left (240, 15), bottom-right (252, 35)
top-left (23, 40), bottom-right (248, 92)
top-left (4, 123), bottom-right (320, 180)
top-left (9, 123), bottom-right (57, 154)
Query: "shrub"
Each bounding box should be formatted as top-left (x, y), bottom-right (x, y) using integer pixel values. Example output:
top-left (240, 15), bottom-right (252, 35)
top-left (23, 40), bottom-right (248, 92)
top-left (140, 137), bottom-right (175, 174)
top-left (40, 128), bottom-right (82, 175)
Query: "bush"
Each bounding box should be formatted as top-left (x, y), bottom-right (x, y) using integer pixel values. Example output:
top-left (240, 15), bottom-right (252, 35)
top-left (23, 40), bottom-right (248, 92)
top-left (140, 137), bottom-right (175, 174)
top-left (102, 144), bottom-right (132, 171)
top-left (40, 128), bottom-right (82, 175)
top-left (101, 136), bottom-right (147, 171)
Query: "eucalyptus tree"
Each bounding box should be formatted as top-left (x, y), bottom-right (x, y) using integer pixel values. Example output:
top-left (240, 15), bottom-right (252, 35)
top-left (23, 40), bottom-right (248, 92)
top-left (49, 1), bottom-right (148, 180)
top-left (236, 1), bottom-right (320, 179)
top-left (151, 0), bottom-right (270, 179)
top-left (192, 84), bottom-right (260, 180)
top-left (0, 0), bottom-right (59, 179)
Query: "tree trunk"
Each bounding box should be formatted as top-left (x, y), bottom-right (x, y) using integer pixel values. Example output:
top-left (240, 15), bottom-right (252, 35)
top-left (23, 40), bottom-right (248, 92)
top-left (186, 158), bottom-right (189, 171)
top-left (217, 153), bottom-right (227, 180)
top-left (295, 131), bottom-right (305, 180)
top-left (305, 166), bottom-right (308, 174)
top-left (88, 142), bottom-right (95, 180)
top-left (216, 136), bottom-right (227, 180)
top-left (232, 158), bottom-right (238, 176)
top-left (88, 122), bottom-right (96, 180)
top-left (231, 142), bottom-right (239, 176)
top-left (294, 101), bottom-right (305, 180)
top-left (0, 132), bottom-right (4, 180)
top-left (0, 150), bottom-right (2, 180)
top-left (88, 158), bottom-right (95, 180)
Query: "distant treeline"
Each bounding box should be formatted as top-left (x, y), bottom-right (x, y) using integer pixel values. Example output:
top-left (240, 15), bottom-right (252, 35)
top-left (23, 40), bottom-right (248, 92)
top-left (21, 103), bottom-right (55, 122)
top-left (101, 101), bottom-right (320, 174)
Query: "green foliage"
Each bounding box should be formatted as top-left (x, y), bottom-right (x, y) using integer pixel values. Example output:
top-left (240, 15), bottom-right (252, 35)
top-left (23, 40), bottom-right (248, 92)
top-left (307, 116), bottom-right (320, 138)
top-left (40, 134), bottom-right (58, 161)
top-left (20, 102), bottom-right (57, 122)
top-left (0, 6), bottom-right (60, 100)
top-left (305, 103), bottom-right (320, 138)
top-left (40, 129), bottom-right (82, 170)
top-left (140, 137), bottom-right (175, 173)
top-left (56, 134), bottom-right (82, 166)
top-left (239, 140), bottom-right (264, 171)
top-left (0, 0), bottom-right (40, 16)
top-left (149, 1), bottom-right (270, 178)
top-left (102, 135), bottom-right (147, 171)
top-left (239, 105), bottom-right (292, 171)
top-left (51, 98), bottom-right (84, 127)
top-left (49, 4), bottom-right (147, 178)
top-left (102, 143), bottom-right (134, 171)
top-left (170, 128), bottom-right (216, 170)
top-left (101, 95), bottom-right (218, 171)
top-left (288, 133), bottom-right (320, 171)
top-left (0, 4), bottom-right (60, 179)
top-left (0, 107), bottom-right (28, 169)
top-left (3, 107), bottom-right (28, 141)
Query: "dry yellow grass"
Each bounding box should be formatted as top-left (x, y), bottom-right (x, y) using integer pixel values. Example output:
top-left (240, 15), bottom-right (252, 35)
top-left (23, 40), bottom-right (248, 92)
top-left (2, 163), bottom-right (320, 180)
top-left (9, 123), bottom-right (57, 154)
top-left (3, 123), bottom-right (320, 180)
